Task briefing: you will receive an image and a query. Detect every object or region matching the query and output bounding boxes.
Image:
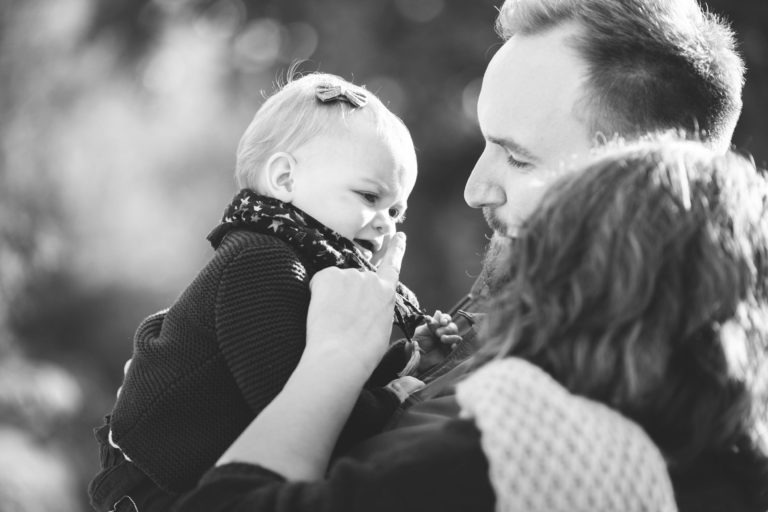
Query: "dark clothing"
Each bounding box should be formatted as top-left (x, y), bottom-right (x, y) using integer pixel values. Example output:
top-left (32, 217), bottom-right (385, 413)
top-left (90, 244), bottom-right (764, 512)
top-left (393, 279), bottom-right (487, 417)
top-left (91, 192), bottom-right (424, 508)
top-left (89, 418), bottom-right (179, 512)
top-left (169, 383), bottom-right (767, 512)
top-left (109, 231), bottom-right (313, 491)
top-left (88, 366), bottom-right (489, 512)
top-left (210, 191), bottom-right (424, 337)
top-left (89, 279), bottom-right (763, 512)
top-left (171, 413), bottom-right (495, 512)
top-left (88, 284), bottom-right (479, 512)
top-left (100, 228), bottom-right (411, 494)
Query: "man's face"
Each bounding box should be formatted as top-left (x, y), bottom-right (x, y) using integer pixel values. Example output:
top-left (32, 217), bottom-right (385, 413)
top-left (466, 23), bottom-right (594, 241)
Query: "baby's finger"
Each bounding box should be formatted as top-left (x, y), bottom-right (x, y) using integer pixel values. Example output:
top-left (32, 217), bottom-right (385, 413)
top-left (423, 314), bottom-right (439, 328)
top-left (435, 322), bottom-right (458, 336)
top-left (439, 334), bottom-right (463, 345)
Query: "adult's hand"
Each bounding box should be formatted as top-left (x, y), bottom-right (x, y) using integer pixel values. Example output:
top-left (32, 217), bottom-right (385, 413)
top-left (305, 232), bottom-right (406, 376)
top-left (216, 233), bottom-right (406, 480)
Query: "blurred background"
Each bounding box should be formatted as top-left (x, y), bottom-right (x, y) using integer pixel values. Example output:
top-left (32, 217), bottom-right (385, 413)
top-left (0, 0), bottom-right (765, 510)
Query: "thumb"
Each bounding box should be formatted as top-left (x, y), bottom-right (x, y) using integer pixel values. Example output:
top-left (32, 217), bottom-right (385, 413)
top-left (376, 232), bottom-right (406, 287)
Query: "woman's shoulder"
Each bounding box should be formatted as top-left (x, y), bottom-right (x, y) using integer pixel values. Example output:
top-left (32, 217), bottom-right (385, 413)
top-left (457, 358), bottom-right (678, 512)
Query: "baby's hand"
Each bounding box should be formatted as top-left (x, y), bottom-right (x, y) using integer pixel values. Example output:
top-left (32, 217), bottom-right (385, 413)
top-left (413, 310), bottom-right (461, 371)
top-left (421, 310), bottom-right (461, 347)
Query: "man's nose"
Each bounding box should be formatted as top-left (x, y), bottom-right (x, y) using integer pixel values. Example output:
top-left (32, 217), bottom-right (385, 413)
top-left (464, 159), bottom-right (506, 208)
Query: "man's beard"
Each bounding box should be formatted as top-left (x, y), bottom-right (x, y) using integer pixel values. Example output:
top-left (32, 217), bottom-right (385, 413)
top-left (483, 207), bottom-right (511, 237)
top-left (481, 234), bottom-right (516, 293)
top-left (480, 208), bottom-right (517, 294)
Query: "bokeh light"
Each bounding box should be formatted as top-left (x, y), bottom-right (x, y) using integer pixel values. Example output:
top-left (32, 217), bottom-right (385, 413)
top-left (1, 1), bottom-right (766, 511)
top-left (395, 0), bottom-right (446, 23)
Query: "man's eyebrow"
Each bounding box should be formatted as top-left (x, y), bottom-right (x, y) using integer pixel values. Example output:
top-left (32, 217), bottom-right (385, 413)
top-left (487, 136), bottom-right (540, 163)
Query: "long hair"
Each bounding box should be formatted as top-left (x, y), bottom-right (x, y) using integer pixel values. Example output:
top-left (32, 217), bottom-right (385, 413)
top-left (478, 140), bottom-right (768, 503)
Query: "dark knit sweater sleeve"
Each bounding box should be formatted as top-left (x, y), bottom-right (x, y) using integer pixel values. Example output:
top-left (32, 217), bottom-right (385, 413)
top-left (171, 419), bottom-right (495, 512)
top-left (108, 230), bottom-right (414, 494)
top-left (109, 231), bottom-right (313, 493)
top-left (214, 233), bottom-right (311, 414)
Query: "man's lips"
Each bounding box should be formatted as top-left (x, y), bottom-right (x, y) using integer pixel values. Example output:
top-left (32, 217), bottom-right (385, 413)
top-left (482, 207), bottom-right (519, 238)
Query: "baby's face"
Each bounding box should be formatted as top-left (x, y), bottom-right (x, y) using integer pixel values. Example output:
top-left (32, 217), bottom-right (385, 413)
top-left (289, 116), bottom-right (417, 262)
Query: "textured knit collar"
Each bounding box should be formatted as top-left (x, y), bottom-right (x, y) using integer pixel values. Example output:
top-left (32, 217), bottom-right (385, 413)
top-left (207, 189), bottom-right (424, 338)
top-left (456, 358), bottom-right (678, 512)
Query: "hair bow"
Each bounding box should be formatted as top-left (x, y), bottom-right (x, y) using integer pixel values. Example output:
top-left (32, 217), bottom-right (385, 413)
top-left (315, 84), bottom-right (369, 108)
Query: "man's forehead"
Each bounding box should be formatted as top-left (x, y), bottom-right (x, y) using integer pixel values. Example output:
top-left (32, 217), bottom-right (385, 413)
top-left (478, 25), bottom-right (592, 160)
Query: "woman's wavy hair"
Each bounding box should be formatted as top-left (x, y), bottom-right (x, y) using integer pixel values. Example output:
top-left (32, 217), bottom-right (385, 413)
top-left (478, 139), bottom-right (768, 499)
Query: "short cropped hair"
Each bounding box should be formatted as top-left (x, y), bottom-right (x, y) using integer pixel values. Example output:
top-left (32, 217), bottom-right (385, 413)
top-left (235, 72), bottom-right (415, 191)
top-left (481, 139), bottom-right (768, 501)
top-left (496, 0), bottom-right (745, 151)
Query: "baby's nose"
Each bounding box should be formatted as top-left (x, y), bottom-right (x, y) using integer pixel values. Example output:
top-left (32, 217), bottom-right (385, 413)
top-left (372, 212), bottom-right (395, 234)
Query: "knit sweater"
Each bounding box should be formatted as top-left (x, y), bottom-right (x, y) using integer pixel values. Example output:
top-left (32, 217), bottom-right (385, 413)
top-left (103, 356), bottom-right (762, 512)
top-left (172, 358), bottom-right (678, 512)
top-left (456, 358), bottom-right (678, 512)
top-left (170, 358), bottom-right (678, 512)
top-left (109, 229), bottom-right (405, 493)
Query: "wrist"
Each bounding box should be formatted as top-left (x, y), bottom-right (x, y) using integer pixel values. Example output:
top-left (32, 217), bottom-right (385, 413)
top-left (298, 342), bottom-right (376, 387)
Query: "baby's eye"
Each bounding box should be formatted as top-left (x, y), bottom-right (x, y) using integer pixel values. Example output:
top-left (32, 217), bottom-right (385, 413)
top-left (358, 192), bottom-right (378, 204)
top-left (389, 208), bottom-right (406, 223)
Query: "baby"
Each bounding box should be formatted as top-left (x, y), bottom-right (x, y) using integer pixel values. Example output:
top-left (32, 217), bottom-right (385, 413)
top-left (88, 73), bottom-right (456, 508)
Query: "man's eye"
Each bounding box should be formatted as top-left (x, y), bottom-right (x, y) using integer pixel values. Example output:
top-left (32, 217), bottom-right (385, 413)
top-left (506, 154), bottom-right (532, 171)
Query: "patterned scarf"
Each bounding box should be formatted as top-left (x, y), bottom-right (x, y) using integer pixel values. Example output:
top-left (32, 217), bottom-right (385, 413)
top-left (207, 189), bottom-right (424, 338)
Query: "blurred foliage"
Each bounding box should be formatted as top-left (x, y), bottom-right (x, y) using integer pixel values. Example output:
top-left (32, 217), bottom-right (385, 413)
top-left (0, 0), bottom-right (766, 510)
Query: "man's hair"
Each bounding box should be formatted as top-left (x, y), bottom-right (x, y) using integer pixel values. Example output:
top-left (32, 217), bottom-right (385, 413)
top-left (479, 139), bottom-right (768, 503)
top-left (496, 0), bottom-right (745, 151)
top-left (235, 71), bottom-right (415, 191)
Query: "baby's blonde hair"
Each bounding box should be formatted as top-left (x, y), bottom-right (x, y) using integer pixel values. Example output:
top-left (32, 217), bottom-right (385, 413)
top-left (235, 72), bottom-right (415, 191)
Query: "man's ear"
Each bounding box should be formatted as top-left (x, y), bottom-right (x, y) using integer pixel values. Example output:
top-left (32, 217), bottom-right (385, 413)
top-left (263, 152), bottom-right (296, 202)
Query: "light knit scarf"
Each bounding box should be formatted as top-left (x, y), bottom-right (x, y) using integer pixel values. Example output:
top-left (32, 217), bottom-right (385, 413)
top-left (456, 358), bottom-right (679, 512)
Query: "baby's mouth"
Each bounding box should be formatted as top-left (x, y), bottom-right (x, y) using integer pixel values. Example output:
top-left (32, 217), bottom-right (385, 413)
top-left (353, 239), bottom-right (377, 259)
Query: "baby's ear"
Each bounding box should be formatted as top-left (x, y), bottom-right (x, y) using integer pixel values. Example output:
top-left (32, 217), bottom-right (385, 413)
top-left (263, 152), bottom-right (296, 202)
